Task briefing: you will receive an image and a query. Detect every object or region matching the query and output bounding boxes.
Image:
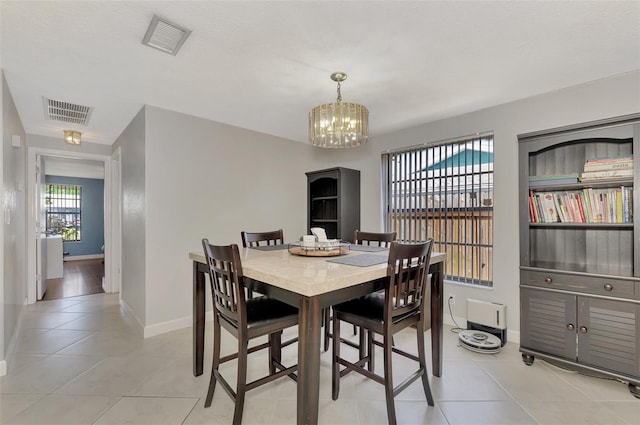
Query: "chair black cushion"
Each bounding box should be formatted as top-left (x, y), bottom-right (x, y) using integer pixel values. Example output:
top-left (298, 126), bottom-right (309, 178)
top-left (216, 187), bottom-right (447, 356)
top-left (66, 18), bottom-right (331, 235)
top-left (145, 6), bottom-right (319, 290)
top-left (246, 297), bottom-right (298, 328)
top-left (333, 293), bottom-right (385, 322)
top-left (333, 293), bottom-right (420, 324)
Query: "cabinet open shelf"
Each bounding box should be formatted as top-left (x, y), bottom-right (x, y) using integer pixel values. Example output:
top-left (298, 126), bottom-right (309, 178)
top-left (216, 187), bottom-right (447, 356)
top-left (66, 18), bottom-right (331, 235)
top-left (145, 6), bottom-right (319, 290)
top-left (306, 167), bottom-right (360, 241)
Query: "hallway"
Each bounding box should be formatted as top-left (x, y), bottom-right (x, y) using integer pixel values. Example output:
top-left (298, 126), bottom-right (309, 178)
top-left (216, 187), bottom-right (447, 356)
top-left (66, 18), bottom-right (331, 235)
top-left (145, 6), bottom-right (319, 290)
top-left (43, 259), bottom-right (105, 301)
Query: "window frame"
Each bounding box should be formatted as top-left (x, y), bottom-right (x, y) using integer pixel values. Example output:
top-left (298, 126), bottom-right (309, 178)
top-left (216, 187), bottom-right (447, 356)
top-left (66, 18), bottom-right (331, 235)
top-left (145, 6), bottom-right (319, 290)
top-left (382, 132), bottom-right (494, 287)
top-left (45, 183), bottom-right (82, 242)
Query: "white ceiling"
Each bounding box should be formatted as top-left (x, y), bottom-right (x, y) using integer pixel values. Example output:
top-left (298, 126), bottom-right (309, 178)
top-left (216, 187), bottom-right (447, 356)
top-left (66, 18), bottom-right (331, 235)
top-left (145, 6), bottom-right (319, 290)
top-left (2, 1), bottom-right (639, 146)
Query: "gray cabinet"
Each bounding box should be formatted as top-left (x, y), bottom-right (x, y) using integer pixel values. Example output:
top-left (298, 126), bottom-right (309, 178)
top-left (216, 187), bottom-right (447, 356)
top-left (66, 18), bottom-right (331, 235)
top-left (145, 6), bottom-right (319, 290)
top-left (306, 167), bottom-right (360, 241)
top-left (518, 114), bottom-right (640, 398)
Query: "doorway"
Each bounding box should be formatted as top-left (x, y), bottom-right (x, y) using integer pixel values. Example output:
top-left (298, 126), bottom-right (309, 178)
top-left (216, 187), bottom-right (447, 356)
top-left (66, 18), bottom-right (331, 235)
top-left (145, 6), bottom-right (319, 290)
top-left (26, 147), bottom-right (121, 304)
top-left (42, 259), bottom-right (105, 300)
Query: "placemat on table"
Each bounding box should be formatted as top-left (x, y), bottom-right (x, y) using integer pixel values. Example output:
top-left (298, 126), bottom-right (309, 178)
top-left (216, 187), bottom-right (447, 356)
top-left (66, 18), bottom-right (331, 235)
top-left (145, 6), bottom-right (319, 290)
top-left (327, 253), bottom-right (388, 267)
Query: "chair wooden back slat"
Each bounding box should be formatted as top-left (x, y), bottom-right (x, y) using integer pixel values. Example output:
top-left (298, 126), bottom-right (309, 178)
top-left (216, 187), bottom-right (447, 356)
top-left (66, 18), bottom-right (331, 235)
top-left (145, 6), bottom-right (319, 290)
top-left (201, 238), bottom-right (299, 422)
top-left (202, 239), bottom-right (246, 325)
top-left (353, 230), bottom-right (397, 247)
top-left (241, 229), bottom-right (284, 247)
top-left (332, 238), bottom-right (436, 422)
top-left (385, 240), bottom-right (433, 319)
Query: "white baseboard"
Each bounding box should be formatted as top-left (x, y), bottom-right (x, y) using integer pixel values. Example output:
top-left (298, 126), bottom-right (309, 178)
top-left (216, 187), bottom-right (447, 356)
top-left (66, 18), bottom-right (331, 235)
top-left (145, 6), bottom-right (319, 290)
top-left (144, 316), bottom-right (192, 338)
top-left (143, 310), bottom-right (214, 339)
top-left (136, 310), bottom-right (522, 345)
top-left (120, 298), bottom-right (217, 340)
top-left (443, 314), bottom-right (467, 330)
top-left (119, 299), bottom-right (144, 338)
top-left (2, 302), bottom-right (28, 376)
top-left (64, 254), bottom-right (104, 261)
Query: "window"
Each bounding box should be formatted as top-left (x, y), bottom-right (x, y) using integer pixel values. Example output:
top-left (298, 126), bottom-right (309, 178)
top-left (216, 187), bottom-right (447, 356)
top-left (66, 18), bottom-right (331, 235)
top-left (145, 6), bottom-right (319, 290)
top-left (45, 184), bottom-right (82, 242)
top-left (382, 133), bottom-right (494, 286)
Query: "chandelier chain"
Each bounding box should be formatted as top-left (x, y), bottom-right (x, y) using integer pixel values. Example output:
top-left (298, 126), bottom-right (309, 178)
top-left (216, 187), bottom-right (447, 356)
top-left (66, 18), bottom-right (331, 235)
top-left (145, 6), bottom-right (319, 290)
top-left (336, 82), bottom-right (342, 103)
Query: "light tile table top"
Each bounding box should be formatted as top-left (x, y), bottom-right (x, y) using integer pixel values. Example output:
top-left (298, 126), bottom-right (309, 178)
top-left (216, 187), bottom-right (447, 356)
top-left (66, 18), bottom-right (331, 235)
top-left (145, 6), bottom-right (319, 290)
top-left (189, 246), bottom-right (446, 297)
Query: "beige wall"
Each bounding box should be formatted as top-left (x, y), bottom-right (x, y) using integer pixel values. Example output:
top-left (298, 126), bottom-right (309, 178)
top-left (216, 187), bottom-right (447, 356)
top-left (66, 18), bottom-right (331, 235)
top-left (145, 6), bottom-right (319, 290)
top-left (112, 107), bottom-right (146, 329)
top-left (119, 105), bottom-right (321, 335)
top-left (1, 71), bottom-right (27, 374)
top-left (361, 71), bottom-right (640, 338)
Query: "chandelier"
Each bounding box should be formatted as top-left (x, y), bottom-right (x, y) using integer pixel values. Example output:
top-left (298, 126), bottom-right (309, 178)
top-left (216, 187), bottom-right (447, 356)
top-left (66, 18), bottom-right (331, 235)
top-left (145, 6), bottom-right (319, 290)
top-left (63, 130), bottom-right (81, 145)
top-left (309, 72), bottom-right (369, 148)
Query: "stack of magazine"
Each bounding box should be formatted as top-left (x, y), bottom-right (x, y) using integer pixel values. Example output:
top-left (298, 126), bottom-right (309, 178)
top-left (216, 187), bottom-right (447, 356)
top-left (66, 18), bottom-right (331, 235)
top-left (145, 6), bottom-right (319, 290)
top-left (580, 155), bottom-right (633, 182)
top-left (528, 173), bottom-right (579, 187)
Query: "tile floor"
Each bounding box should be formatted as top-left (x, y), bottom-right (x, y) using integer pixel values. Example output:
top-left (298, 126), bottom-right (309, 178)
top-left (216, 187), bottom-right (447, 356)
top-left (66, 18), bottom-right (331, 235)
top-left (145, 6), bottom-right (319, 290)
top-left (1, 293), bottom-right (638, 425)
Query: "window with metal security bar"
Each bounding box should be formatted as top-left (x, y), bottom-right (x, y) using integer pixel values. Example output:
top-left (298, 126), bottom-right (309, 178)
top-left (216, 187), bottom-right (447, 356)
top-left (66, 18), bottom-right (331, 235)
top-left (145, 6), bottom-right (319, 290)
top-left (382, 133), bottom-right (494, 286)
top-left (45, 184), bottom-right (82, 242)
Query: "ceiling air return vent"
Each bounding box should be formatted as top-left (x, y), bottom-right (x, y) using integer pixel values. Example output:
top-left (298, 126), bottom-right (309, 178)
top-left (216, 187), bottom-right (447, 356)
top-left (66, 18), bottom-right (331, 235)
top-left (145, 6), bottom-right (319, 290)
top-left (43, 98), bottom-right (93, 125)
top-left (142, 15), bottom-right (191, 56)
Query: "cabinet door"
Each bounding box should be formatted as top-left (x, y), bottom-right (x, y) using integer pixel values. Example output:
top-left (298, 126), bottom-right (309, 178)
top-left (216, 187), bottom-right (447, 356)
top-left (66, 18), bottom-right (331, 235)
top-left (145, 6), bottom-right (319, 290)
top-left (578, 297), bottom-right (640, 377)
top-left (521, 288), bottom-right (576, 359)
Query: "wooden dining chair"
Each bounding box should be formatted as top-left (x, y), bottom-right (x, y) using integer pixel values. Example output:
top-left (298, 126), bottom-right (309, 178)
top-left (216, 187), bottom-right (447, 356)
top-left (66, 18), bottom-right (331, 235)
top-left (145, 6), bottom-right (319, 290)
top-left (202, 239), bottom-right (298, 425)
top-left (353, 230), bottom-right (397, 247)
top-left (323, 230), bottom-right (398, 351)
top-left (331, 240), bottom-right (435, 425)
top-left (240, 229), bottom-right (285, 298)
top-left (241, 229), bottom-right (284, 247)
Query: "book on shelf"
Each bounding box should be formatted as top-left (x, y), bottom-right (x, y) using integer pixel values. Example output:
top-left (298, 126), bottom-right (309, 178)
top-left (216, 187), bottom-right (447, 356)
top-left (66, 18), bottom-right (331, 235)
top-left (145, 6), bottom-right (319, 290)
top-left (529, 186), bottom-right (633, 224)
top-left (528, 173), bottom-right (579, 187)
top-left (532, 192), bottom-right (560, 222)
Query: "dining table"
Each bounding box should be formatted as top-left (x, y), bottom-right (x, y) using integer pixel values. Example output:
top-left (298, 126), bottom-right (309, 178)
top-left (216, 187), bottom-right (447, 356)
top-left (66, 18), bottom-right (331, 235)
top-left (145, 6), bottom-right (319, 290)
top-left (189, 244), bottom-right (446, 425)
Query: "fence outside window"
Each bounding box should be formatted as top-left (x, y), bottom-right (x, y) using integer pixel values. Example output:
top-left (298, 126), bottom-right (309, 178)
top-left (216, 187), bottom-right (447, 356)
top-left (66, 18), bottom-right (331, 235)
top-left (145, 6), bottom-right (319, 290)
top-left (45, 184), bottom-right (82, 242)
top-left (382, 133), bottom-right (494, 286)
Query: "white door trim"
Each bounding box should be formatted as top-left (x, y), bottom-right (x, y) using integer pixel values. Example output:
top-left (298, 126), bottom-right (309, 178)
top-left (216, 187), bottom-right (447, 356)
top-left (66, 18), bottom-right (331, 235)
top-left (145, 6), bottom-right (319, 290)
top-left (26, 147), bottom-right (116, 304)
top-left (106, 147), bottom-right (122, 294)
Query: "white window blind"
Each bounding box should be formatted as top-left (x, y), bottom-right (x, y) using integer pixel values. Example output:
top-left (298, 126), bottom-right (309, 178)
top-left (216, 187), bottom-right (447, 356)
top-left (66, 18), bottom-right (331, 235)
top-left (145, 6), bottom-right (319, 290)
top-left (382, 133), bottom-right (494, 286)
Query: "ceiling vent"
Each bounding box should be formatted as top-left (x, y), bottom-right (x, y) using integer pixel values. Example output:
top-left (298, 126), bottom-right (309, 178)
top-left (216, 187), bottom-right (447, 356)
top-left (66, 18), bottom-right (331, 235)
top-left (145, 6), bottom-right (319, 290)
top-left (43, 98), bottom-right (93, 125)
top-left (142, 15), bottom-right (191, 56)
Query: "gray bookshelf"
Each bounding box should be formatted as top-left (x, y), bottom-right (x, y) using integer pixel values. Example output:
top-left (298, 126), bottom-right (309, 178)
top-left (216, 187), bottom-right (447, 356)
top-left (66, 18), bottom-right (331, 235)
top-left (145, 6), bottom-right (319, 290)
top-left (518, 114), bottom-right (640, 398)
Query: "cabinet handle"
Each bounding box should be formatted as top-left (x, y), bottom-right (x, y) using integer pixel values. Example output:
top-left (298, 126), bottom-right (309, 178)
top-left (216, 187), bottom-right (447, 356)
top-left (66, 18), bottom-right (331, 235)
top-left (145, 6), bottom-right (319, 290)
top-left (566, 324), bottom-right (575, 331)
top-left (579, 326), bottom-right (588, 334)
top-left (544, 277), bottom-right (552, 284)
top-left (603, 284), bottom-right (613, 291)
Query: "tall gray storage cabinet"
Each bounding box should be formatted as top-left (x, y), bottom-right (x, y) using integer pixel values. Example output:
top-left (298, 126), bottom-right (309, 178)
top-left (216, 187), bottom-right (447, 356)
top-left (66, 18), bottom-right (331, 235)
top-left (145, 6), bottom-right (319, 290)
top-left (518, 114), bottom-right (640, 398)
top-left (306, 167), bottom-right (360, 242)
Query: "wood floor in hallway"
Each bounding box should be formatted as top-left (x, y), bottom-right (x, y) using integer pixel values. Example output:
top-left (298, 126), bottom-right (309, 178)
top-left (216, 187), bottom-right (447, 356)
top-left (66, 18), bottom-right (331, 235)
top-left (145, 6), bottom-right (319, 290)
top-left (43, 258), bottom-right (105, 300)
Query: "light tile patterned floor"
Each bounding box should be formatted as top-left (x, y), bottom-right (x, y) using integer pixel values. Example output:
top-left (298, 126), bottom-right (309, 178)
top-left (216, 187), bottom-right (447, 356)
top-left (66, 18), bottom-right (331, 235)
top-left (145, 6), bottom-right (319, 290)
top-left (1, 293), bottom-right (638, 424)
